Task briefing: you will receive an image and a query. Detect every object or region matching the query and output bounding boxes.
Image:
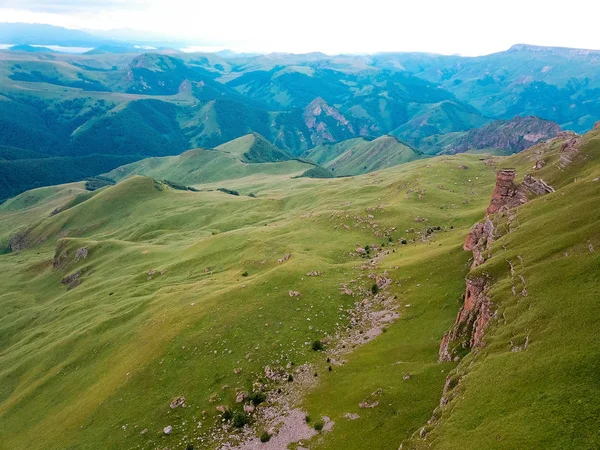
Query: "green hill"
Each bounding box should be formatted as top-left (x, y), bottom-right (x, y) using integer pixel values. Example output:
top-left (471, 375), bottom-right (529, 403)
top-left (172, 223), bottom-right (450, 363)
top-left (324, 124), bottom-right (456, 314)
top-left (1, 126), bottom-right (599, 449)
top-left (305, 135), bottom-right (423, 176)
top-left (105, 139), bottom-right (312, 189)
top-left (215, 132), bottom-right (294, 163)
top-left (392, 101), bottom-right (491, 147)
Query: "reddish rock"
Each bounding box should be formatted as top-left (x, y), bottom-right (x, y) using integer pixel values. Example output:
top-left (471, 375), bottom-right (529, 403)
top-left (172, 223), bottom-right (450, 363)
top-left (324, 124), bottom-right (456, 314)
top-left (485, 169), bottom-right (527, 216)
top-left (594, 121), bottom-right (600, 130)
top-left (464, 218), bottom-right (494, 269)
top-left (438, 277), bottom-right (490, 362)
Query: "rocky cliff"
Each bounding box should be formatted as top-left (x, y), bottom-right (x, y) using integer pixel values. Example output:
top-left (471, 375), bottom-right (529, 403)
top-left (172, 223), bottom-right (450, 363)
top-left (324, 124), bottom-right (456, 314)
top-left (439, 167), bottom-right (555, 362)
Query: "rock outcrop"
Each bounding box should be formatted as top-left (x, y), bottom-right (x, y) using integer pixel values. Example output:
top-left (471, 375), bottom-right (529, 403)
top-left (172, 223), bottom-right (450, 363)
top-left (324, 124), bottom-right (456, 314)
top-left (485, 169), bottom-right (528, 216)
top-left (439, 277), bottom-right (491, 362)
top-left (449, 116), bottom-right (561, 155)
top-left (439, 168), bottom-right (555, 362)
top-left (557, 131), bottom-right (580, 168)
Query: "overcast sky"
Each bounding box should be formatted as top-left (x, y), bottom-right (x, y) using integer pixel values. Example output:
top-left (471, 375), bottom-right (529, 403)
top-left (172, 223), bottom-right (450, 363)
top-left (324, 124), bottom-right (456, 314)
top-left (1, 0), bottom-right (600, 55)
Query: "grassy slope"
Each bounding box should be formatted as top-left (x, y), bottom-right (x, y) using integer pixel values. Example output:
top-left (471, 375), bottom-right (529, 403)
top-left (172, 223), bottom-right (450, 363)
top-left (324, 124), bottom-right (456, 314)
top-left (105, 146), bottom-right (311, 188)
top-left (0, 130), bottom-right (599, 450)
top-left (301, 138), bottom-right (366, 166)
top-left (324, 135), bottom-right (422, 176)
top-left (0, 152), bottom-right (496, 450)
top-left (399, 130), bottom-right (600, 449)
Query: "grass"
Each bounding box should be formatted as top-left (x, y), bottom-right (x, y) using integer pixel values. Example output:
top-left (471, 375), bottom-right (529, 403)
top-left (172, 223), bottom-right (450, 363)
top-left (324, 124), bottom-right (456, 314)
top-left (0, 129), bottom-right (599, 450)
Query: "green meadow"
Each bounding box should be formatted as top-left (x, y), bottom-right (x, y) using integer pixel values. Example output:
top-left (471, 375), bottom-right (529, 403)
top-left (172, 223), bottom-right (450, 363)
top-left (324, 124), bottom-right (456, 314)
top-left (1, 128), bottom-right (599, 449)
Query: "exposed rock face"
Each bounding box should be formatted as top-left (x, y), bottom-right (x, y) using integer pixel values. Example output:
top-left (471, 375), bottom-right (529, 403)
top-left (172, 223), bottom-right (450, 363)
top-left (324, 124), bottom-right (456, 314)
top-left (450, 116), bottom-right (561, 154)
top-left (485, 169), bottom-right (528, 216)
top-left (558, 132), bottom-right (581, 168)
top-left (464, 218), bottom-right (494, 269)
top-left (439, 168), bottom-right (556, 362)
top-left (521, 175), bottom-right (555, 195)
top-left (303, 97), bottom-right (359, 145)
top-left (62, 271), bottom-right (82, 290)
top-left (594, 121), bottom-right (600, 130)
top-left (439, 277), bottom-right (491, 362)
top-left (9, 231), bottom-right (29, 252)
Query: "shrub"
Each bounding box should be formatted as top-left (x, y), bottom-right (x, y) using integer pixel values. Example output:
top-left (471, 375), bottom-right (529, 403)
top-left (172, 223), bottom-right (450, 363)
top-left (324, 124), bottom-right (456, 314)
top-left (248, 391), bottom-right (266, 406)
top-left (313, 420), bottom-right (324, 431)
top-left (218, 187), bottom-right (240, 196)
top-left (371, 284), bottom-right (379, 295)
top-left (287, 374), bottom-right (294, 382)
top-left (186, 445), bottom-right (194, 450)
top-left (311, 340), bottom-right (324, 351)
top-left (242, 271), bottom-right (249, 277)
top-left (232, 411), bottom-right (249, 428)
top-left (401, 239), bottom-right (408, 245)
top-left (260, 431), bottom-right (271, 442)
top-left (222, 408), bottom-right (233, 421)
top-left (305, 415), bottom-right (311, 423)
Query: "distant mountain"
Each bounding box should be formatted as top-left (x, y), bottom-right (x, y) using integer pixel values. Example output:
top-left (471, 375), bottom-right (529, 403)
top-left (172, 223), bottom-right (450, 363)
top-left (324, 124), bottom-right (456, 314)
top-left (216, 133), bottom-right (294, 163)
top-left (391, 101), bottom-right (490, 147)
top-left (305, 135), bottom-right (422, 176)
top-left (0, 23), bottom-right (108, 47)
top-left (8, 44), bottom-right (54, 53)
top-left (419, 116), bottom-right (561, 155)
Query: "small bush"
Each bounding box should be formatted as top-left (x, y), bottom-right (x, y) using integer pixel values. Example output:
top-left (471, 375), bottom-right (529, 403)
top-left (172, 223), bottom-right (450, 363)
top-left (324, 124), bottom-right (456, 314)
top-left (218, 187), bottom-right (240, 196)
top-left (222, 408), bottom-right (233, 421)
top-left (311, 340), bottom-right (324, 351)
top-left (401, 239), bottom-right (408, 245)
top-left (186, 445), bottom-right (194, 450)
top-left (371, 284), bottom-right (379, 295)
top-left (248, 391), bottom-right (266, 406)
top-left (313, 420), bottom-right (324, 431)
top-left (242, 271), bottom-right (249, 277)
top-left (287, 374), bottom-right (294, 382)
top-left (232, 411), bottom-right (249, 428)
top-left (305, 415), bottom-right (311, 423)
top-left (260, 431), bottom-right (271, 442)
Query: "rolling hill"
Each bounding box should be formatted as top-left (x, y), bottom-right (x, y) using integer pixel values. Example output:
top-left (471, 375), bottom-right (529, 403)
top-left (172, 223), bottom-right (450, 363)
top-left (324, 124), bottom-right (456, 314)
top-left (304, 135), bottom-right (423, 176)
top-left (105, 133), bottom-right (312, 189)
top-left (1, 124), bottom-right (599, 450)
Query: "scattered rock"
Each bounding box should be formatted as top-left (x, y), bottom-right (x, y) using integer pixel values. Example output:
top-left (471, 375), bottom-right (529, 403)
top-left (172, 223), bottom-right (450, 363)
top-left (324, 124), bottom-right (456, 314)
top-left (163, 425), bottom-right (173, 435)
top-left (403, 373), bottom-right (412, 380)
top-left (235, 391), bottom-right (247, 403)
top-left (343, 413), bottom-right (360, 420)
top-left (61, 271), bottom-right (82, 290)
top-left (170, 396), bottom-right (186, 409)
top-left (243, 404), bottom-right (255, 413)
top-left (278, 253), bottom-right (291, 263)
top-left (521, 175), bottom-right (554, 195)
top-left (288, 290), bottom-right (301, 297)
top-left (359, 401), bottom-right (379, 409)
top-left (140, 428), bottom-right (148, 435)
top-left (306, 270), bottom-right (322, 277)
top-left (533, 159), bottom-right (546, 170)
top-left (75, 247), bottom-right (88, 261)
top-left (233, 367), bottom-right (243, 374)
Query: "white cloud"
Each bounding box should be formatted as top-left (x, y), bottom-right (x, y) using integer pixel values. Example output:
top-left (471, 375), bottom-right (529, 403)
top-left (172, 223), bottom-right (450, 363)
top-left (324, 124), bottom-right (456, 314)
top-left (1, 0), bottom-right (599, 55)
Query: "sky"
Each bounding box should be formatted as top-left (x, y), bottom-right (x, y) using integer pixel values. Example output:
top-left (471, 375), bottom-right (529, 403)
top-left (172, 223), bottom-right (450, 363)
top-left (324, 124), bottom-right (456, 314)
top-left (1, 0), bottom-right (600, 55)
